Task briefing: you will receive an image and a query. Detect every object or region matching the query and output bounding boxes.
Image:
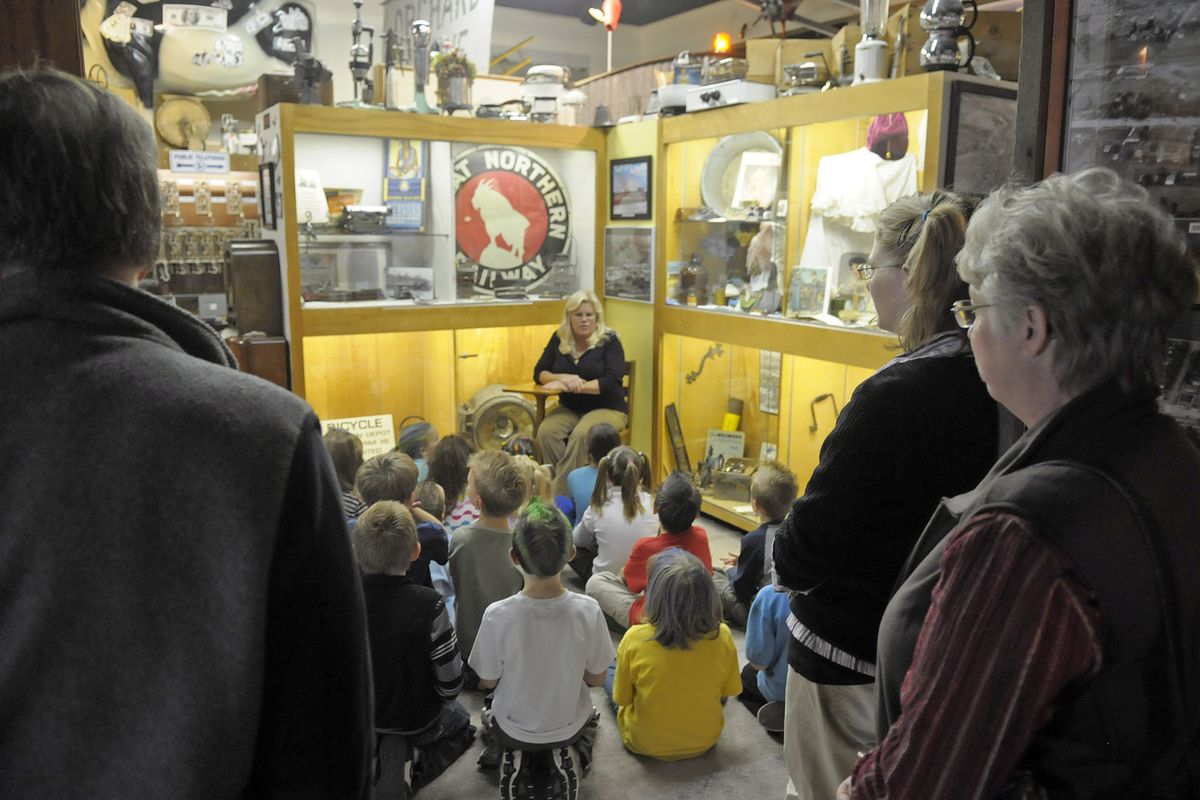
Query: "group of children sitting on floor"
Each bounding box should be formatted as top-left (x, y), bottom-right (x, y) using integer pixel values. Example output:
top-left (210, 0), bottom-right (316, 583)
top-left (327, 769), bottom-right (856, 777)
top-left (321, 420), bottom-right (799, 800)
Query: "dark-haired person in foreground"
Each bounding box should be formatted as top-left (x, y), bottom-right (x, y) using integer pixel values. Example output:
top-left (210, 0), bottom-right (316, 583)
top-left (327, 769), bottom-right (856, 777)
top-left (0, 68), bottom-right (371, 797)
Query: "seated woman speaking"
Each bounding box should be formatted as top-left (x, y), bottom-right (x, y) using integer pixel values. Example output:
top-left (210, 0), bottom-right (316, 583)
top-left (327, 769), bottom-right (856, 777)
top-left (534, 290), bottom-right (627, 494)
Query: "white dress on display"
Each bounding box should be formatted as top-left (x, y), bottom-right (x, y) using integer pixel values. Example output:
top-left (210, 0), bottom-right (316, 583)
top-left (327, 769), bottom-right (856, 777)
top-left (798, 148), bottom-right (919, 274)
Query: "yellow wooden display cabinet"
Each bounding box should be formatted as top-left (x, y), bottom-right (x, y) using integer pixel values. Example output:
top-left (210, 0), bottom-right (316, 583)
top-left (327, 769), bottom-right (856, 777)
top-left (256, 104), bottom-right (606, 440)
top-left (650, 71), bottom-right (1016, 529)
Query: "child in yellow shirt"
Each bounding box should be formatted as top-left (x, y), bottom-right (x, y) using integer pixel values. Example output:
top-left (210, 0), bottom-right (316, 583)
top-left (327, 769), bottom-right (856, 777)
top-left (609, 548), bottom-right (742, 760)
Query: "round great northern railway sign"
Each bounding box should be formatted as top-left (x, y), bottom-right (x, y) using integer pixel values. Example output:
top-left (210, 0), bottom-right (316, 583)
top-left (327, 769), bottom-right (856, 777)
top-left (453, 145), bottom-right (571, 294)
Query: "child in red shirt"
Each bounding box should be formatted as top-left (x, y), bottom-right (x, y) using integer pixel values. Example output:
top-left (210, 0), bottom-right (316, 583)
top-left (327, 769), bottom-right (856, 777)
top-left (586, 472), bottom-right (712, 628)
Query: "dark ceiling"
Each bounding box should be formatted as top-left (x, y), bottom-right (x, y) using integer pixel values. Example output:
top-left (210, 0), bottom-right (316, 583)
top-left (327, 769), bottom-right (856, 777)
top-left (495, 0), bottom-right (726, 27)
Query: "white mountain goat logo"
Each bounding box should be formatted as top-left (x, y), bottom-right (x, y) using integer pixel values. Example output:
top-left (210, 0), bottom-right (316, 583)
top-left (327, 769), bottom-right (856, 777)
top-left (453, 146), bottom-right (571, 294)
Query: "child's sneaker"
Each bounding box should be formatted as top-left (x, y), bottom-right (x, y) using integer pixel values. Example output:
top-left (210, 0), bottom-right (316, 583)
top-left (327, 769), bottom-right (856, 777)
top-left (499, 747), bottom-right (533, 800)
top-left (756, 700), bottom-right (786, 733)
top-left (545, 746), bottom-right (580, 800)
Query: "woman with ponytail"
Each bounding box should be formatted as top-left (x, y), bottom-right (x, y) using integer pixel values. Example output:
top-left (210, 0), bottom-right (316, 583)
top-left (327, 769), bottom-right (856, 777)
top-left (772, 189), bottom-right (1001, 800)
top-left (569, 446), bottom-right (657, 583)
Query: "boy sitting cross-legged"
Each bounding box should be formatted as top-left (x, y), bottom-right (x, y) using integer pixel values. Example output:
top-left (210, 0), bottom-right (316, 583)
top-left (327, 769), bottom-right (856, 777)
top-left (469, 499), bottom-right (615, 800)
top-left (712, 460), bottom-right (798, 627)
top-left (354, 501), bottom-right (475, 798)
top-left (448, 450), bottom-right (528, 680)
top-left (357, 452), bottom-right (449, 593)
top-left (585, 471), bottom-right (713, 630)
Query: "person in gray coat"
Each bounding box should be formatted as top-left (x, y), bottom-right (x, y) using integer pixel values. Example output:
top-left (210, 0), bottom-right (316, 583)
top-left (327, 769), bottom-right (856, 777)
top-left (0, 68), bottom-right (372, 798)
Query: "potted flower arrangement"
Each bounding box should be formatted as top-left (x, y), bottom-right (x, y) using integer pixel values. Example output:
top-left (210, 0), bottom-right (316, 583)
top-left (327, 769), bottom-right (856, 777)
top-left (432, 47), bottom-right (476, 113)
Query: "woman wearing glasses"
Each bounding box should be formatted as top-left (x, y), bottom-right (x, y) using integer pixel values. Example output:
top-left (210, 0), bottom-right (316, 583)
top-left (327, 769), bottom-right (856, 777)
top-left (772, 189), bottom-right (999, 800)
top-left (844, 169), bottom-right (1200, 799)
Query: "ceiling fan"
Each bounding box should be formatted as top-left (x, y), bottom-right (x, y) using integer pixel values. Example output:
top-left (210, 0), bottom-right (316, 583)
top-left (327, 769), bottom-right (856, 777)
top-left (734, 0), bottom-right (841, 37)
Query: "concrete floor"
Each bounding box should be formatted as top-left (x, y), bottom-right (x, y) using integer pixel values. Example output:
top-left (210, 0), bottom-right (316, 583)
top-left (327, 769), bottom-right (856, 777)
top-left (419, 515), bottom-right (787, 800)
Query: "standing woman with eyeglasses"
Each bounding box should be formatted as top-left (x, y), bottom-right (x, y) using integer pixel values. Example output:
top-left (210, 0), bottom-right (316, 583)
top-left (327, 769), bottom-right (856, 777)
top-left (844, 169), bottom-right (1200, 800)
top-left (772, 189), bottom-right (999, 800)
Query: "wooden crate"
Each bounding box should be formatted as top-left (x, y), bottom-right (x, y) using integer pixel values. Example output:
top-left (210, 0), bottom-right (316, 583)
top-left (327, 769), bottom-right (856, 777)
top-left (746, 37), bottom-right (836, 87)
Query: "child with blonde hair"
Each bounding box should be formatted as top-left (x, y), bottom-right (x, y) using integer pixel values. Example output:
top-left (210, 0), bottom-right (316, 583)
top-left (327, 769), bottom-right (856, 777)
top-left (353, 501), bottom-right (474, 797)
top-left (713, 460), bottom-right (798, 627)
top-left (570, 446), bottom-right (657, 583)
top-left (356, 452), bottom-right (448, 592)
top-left (448, 450), bottom-right (528, 673)
top-left (609, 548), bottom-right (741, 760)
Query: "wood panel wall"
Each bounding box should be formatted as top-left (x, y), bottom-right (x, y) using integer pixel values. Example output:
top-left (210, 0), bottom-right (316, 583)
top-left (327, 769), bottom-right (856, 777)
top-left (302, 324), bottom-right (557, 441)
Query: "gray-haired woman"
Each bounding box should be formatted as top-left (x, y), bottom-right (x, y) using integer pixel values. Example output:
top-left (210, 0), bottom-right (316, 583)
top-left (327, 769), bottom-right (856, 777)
top-left (844, 168), bottom-right (1200, 799)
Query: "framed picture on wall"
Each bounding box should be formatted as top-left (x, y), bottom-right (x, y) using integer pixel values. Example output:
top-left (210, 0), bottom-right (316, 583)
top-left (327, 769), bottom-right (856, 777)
top-left (603, 226), bottom-right (654, 303)
top-left (610, 156), bottom-right (652, 220)
top-left (786, 264), bottom-right (832, 318)
top-left (942, 80), bottom-right (1018, 196)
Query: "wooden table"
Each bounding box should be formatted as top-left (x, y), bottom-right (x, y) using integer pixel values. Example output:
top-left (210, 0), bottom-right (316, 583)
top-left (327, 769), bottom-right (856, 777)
top-left (504, 382), bottom-right (562, 428)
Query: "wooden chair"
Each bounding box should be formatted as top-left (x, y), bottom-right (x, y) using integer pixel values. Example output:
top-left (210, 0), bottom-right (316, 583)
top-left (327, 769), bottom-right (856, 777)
top-left (620, 360), bottom-right (635, 444)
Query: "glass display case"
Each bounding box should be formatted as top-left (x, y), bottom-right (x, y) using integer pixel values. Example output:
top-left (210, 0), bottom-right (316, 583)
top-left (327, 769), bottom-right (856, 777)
top-left (1059, 0), bottom-right (1200, 253)
top-left (288, 133), bottom-right (596, 305)
top-left (300, 323), bottom-right (556, 449)
top-left (660, 76), bottom-right (955, 329)
top-left (255, 103), bottom-right (604, 419)
top-left (654, 72), bottom-right (1011, 528)
top-left (658, 329), bottom-right (886, 530)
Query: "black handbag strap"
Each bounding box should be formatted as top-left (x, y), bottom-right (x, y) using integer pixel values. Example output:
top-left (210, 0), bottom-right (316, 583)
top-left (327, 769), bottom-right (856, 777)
top-left (1051, 459), bottom-right (1200, 793)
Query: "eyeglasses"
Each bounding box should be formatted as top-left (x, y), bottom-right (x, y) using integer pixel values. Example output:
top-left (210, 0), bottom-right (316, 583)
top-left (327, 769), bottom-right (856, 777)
top-left (852, 262), bottom-right (904, 281)
top-left (951, 300), bottom-right (993, 329)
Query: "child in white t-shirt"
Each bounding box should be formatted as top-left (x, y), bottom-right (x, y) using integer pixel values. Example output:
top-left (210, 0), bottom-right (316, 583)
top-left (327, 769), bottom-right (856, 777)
top-left (470, 499), bottom-right (614, 800)
top-left (570, 446), bottom-right (658, 583)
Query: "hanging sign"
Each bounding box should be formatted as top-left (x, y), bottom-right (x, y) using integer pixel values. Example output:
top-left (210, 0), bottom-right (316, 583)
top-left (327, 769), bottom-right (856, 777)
top-left (453, 145), bottom-right (571, 295)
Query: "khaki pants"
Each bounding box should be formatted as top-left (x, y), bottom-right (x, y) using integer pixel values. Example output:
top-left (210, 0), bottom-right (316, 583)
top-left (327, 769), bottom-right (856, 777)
top-left (537, 406), bottom-right (627, 495)
top-left (783, 666), bottom-right (875, 800)
top-left (584, 570), bottom-right (638, 629)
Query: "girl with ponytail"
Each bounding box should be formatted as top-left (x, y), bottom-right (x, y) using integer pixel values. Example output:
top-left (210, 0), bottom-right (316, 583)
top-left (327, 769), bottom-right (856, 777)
top-left (569, 446), bottom-right (657, 583)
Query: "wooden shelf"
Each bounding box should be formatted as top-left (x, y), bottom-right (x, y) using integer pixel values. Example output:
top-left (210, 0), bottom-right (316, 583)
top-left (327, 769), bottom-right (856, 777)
top-left (282, 103), bottom-right (606, 151)
top-left (657, 304), bottom-right (894, 371)
top-left (300, 299), bottom-right (563, 337)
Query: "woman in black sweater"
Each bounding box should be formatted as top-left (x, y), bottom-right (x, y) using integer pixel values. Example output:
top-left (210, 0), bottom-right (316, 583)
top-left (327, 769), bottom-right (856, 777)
top-left (534, 290), bottom-right (628, 494)
top-left (772, 190), bottom-right (999, 800)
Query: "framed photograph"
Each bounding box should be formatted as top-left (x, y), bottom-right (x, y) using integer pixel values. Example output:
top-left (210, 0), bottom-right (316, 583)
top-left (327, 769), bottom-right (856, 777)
top-left (786, 265), bottom-right (832, 317)
top-left (603, 226), bottom-right (654, 303)
top-left (704, 429), bottom-right (746, 467)
top-left (731, 150), bottom-right (781, 211)
top-left (942, 80), bottom-right (1018, 196)
top-left (610, 156), bottom-right (652, 220)
top-left (386, 266), bottom-right (435, 300)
